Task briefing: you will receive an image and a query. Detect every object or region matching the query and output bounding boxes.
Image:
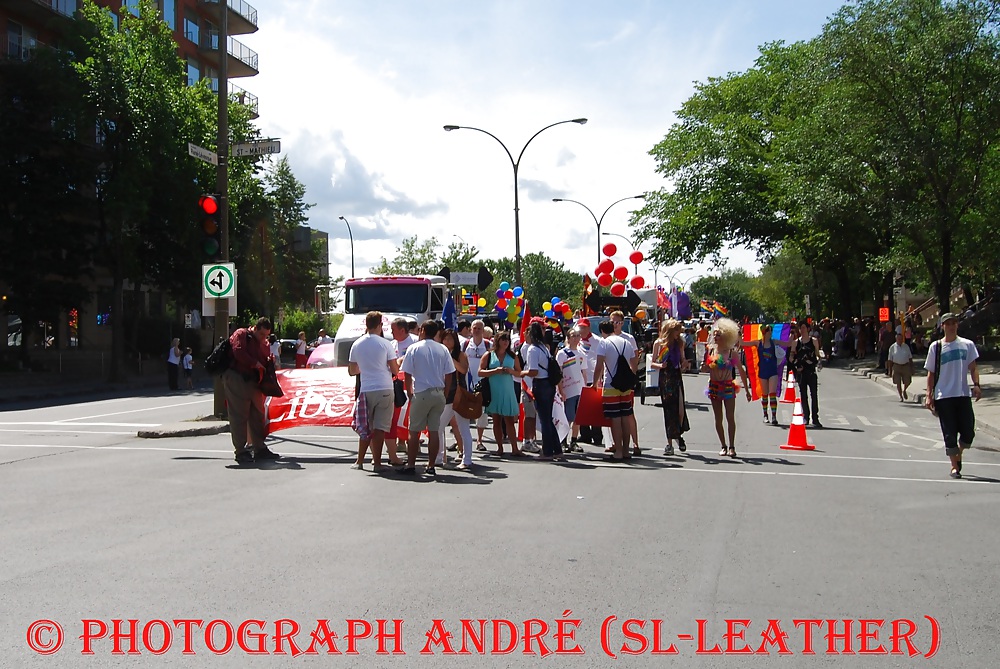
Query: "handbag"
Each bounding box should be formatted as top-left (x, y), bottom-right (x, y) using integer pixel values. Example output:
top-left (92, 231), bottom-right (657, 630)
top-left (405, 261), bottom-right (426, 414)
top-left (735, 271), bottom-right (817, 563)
top-left (453, 386), bottom-right (484, 420)
top-left (258, 359), bottom-right (284, 398)
top-left (393, 378), bottom-right (407, 407)
top-left (473, 376), bottom-right (492, 407)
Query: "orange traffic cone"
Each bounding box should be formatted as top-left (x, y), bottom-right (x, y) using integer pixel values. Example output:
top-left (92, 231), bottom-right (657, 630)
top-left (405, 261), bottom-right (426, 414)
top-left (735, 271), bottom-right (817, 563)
top-left (780, 370), bottom-right (798, 404)
top-left (780, 399), bottom-right (815, 451)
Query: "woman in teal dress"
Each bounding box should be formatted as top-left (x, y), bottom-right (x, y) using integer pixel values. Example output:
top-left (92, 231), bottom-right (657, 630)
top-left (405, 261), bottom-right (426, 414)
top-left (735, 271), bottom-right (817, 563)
top-left (478, 330), bottom-right (524, 456)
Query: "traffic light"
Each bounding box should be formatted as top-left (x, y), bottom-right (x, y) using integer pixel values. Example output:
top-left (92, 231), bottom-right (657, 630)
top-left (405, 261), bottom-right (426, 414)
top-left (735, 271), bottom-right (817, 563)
top-left (199, 194), bottom-right (222, 260)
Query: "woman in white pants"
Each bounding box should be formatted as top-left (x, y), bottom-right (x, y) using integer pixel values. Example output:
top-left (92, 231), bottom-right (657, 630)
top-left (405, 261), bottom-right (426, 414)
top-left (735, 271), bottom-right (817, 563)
top-left (437, 330), bottom-right (475, 470)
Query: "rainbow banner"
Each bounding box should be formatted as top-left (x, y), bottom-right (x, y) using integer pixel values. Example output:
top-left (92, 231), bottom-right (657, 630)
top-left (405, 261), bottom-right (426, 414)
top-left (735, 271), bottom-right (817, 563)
top-left (712, 301), bottom-right (728, 317)
top-left (741, 323), bottom-right (791, 400)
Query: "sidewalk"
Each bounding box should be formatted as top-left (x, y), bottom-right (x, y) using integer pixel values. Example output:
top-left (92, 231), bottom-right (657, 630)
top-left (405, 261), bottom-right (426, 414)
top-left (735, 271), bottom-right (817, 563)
top-left (840, 355), bottom-right (1000, 445)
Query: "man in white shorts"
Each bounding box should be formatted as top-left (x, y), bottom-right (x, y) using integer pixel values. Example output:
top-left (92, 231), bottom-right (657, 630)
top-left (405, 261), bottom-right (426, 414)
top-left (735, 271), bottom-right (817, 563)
top-left (348, 311), bottom-right (399, 471)
top-left (400, 320), bottom-right (455, 477)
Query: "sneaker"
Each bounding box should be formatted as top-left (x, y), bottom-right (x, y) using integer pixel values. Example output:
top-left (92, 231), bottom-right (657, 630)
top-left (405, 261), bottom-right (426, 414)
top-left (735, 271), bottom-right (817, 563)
top-left (719, 447), bottom-right (728, 457)
top-left (677, 438), bottom-right (686, 453)
top-left (663, 445), bottom-right (675, 456)
top-left (254, 448), bottom-right (281, 461)
top-left (763, 414), bottom-right (771, 424)
top-left (524, 440), bottom-right (541, 454)
top-left (950, 468), bottom-right (962, 479)
top-left (424, 466), bottom-right (436, 477)
top-left (812, 420), bottom-right (823, 429)
top-left (349, 463), bottom-right (363, 470)
top-left (770, 417), bottom-right (779, 426)
top-left (234, 451), bottom-right (253, 464)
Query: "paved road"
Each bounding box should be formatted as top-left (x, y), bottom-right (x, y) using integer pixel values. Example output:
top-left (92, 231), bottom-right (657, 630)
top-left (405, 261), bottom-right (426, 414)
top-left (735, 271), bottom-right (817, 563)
top-left (2, 369), bottom-right (999, 668)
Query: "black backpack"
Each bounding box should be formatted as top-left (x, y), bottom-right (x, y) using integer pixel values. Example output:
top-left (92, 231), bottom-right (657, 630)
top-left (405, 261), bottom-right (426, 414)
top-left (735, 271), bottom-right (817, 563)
top-left (609, 340), bottom-right (637, 392)
top-left (204, 337), bottom-right (232, 376)
top-left (542, 350), bottom-right (563, 386)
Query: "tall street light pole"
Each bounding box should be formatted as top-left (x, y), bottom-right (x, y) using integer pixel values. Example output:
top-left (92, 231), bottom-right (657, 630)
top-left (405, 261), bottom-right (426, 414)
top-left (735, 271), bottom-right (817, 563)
top-left (212, 2), bottom-right (230, 417)
top-left (444, 118), bottom-right (588, 287)
top-left (338, 216), bottom-right (355, 278)
top-left (552, 195), bottom-right (644, 265)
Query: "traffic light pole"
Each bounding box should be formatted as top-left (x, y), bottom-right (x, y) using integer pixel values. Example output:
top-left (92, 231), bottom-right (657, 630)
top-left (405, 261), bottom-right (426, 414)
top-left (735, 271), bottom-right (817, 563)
top-left (213, 4), bottom-right (230, 418)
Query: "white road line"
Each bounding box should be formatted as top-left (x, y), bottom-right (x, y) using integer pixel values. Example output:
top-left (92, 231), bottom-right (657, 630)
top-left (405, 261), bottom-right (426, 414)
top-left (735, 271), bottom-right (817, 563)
top-left (668, 448), bottom-right (1000, 467)
top-left (0, 422), bottom-right (158, 427)
top-left (0, 429), bottom-right (135, 435)
top-left (56, 399), bottom-right (211, 422)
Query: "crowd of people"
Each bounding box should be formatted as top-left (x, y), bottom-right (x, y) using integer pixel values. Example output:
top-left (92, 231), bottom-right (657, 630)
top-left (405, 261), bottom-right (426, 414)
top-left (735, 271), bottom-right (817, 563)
top-left (219, 305), bottom-right (983, 481)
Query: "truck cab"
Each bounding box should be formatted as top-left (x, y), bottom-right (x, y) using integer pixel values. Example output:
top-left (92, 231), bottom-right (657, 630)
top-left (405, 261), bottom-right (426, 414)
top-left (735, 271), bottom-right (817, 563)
top-left (331, 275), bottom-right (449, 366)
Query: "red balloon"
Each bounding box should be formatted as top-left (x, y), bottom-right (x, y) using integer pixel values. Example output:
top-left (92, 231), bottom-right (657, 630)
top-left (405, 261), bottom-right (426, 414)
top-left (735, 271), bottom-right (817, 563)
top-left (630, 276), bottom-right (645, 289)
top-left (613, 266), bottom-right (629, 281)
top-left (597, 273), bottom-right (613, 287)
top-left (560, 302), bottom-right (572, 312)
top-left (602, 243), bottom-right (617, 257)
top-left (504, 290), bottom-right (513, 299)
top-left (598, 258), bottom-right (615, 275)
top-left (629, 250), bottom-right (644, 265)
top-left (610, 282), bottom-right (626, 297)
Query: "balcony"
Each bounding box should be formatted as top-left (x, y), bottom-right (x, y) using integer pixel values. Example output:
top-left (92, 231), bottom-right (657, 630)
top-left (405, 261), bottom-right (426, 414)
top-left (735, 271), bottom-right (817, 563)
top-left (1, 34), bottom-right (49, 61)
top-left (0, 0), bottom-right (77, 24)
top-left (208, 79), bottom-right (259, 119)
top-left (197, 31), bottom-right (258, 78)
top-left (199, 0), bottom-right (258, 37)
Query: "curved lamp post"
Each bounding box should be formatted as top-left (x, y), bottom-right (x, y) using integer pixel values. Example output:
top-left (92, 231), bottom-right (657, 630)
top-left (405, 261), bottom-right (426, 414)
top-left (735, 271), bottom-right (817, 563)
top-left (444, 118), bottom-right (588, 287)
top-left (682, 274), bottom-right (704, 291)
top-left (338, 216), bottom-right (355, 278)
top-left (553, 195), bottom-right (644, 265)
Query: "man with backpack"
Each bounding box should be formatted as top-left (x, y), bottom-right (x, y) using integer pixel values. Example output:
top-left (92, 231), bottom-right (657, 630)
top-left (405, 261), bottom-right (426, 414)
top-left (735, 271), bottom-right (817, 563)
top-left (592, 320), bottom-right (638, 461)
top-left (224, 317), bottom-right (280, 464)
top-left (925, 313), bottom-right (982, 479)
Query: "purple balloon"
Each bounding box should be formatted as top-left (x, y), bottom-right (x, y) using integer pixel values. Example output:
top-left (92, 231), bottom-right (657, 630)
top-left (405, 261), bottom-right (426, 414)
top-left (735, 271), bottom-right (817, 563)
top-left (496, 289), bottom-right (504, 298)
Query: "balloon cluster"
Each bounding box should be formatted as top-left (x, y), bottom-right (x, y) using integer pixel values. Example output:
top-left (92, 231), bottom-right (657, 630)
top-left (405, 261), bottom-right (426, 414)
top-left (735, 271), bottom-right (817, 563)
top-left (594, 243), bottom-right (647, 297)
top-left (486, 281), bottom-right (525, 324)
top-left (543, 296), bottom-right (572, 320)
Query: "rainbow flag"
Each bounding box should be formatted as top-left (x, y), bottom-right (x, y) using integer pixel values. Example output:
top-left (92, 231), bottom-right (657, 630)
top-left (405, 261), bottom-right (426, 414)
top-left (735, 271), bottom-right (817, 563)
top-left (712, 301), bottom-right (728, 317)
top-left (741, 323), bottom-right (791, 400)
top-left (699, 299), bottom-right (712, 312)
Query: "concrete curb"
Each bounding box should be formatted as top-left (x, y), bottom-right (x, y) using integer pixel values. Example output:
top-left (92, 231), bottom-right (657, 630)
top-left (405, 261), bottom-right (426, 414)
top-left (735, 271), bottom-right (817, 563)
top-left (137, 422), bottom-right (229, 439)
top-left (849, 367), bottom-right (1000, 450)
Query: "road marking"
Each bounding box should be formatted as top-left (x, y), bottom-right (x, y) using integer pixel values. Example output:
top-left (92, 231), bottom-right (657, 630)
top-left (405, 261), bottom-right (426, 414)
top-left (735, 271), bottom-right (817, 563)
top-left (0, 429), bottom-right (135, 435)
top-left (881, 431), bottom-right (940, 452)
top-left (0, 422), bottom-right (158, 427)
top-left (55, 399), bottom-right (211, 422)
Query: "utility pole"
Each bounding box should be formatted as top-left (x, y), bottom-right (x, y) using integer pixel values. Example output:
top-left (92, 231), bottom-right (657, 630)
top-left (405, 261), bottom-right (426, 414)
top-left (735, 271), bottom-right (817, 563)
top-left (213, 4), bottom-right (230, 417)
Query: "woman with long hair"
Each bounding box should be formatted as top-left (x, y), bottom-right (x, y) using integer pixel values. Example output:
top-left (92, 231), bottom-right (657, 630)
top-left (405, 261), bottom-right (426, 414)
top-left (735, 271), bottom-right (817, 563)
top-left (650, 319), bottom-right (690, 456)
top-left (523, 321), bottom-right (563, 461)
top-left (437, 329), bottom-right (475, 470)
top-left (479, 330), bottom-right (524, 457)
top-left (702, 318), bottom-right (751, 458)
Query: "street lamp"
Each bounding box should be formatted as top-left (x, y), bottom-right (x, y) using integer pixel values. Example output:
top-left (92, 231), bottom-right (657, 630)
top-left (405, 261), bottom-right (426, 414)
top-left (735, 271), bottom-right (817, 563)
top-left (666, 266), bottom-right (694, 289)
top-left (553, 195), bottom-right (644, 264)
top-left (338, 216), bottom-right (355, 278)
top-left (444, 118), bottom-right (588, 287)
top-left (681, 274), bottom-right (704, 291)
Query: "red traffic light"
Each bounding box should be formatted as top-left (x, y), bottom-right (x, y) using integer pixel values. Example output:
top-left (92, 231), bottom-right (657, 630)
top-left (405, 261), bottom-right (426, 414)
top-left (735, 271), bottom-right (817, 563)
top-left (199, 195), bottom-right (219, 215)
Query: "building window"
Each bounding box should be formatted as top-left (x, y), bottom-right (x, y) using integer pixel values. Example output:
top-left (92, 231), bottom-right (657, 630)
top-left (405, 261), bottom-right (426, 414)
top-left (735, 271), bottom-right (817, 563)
top-left (183, 13), bottom-right (198, 44)
top-left (123, 0), bottom-right (140, 17)
top-left (186, 59), bottom-right (200, 87)
top-left (160, 0), bottom-right (176, 30)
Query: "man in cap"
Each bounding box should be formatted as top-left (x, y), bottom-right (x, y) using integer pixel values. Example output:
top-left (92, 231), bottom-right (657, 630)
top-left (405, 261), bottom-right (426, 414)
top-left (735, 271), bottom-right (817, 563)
top-left (925, 313), bottom-right (982, 479)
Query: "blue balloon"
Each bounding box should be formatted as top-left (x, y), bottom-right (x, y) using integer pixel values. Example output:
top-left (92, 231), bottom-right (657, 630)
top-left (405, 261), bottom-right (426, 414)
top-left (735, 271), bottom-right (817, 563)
top-left (551, 297), bottom-right (561, 305)
top-left (545, 310), bottom-right (555, 318)
top-left (513, 286), bottom-right (524, 297)
top-left (499, 281), bottom-right (510, 291)
top-left (497, 309), bottom-right (507, 317)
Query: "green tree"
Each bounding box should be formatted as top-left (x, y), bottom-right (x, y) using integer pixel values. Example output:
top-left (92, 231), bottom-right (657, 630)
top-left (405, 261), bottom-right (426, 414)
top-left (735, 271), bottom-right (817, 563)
top-left (484, 254), bottom-right (581, 316)
top-left (689, 270), bottom-right (764, 322)
top-left (371, 236), bottom-right (440, 275)
top-left (439, 241), bottom-right (481, 273)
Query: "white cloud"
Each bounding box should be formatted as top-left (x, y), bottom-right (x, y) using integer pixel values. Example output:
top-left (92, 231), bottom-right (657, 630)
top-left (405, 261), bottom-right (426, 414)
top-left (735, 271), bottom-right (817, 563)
top-left (246, 0), bottom-right (844, 282)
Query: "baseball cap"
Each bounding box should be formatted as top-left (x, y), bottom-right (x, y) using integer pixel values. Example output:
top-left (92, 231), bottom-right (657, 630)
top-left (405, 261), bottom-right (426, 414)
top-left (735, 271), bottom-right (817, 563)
top-left (939, 312), bottom-right (960, 325)
top-left (577, 318), bottom-right (590, 327)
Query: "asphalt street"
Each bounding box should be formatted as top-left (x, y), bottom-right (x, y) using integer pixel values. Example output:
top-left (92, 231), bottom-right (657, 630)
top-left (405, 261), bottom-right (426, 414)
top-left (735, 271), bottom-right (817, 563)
top-left (2, 368), bottom-right (999, 668)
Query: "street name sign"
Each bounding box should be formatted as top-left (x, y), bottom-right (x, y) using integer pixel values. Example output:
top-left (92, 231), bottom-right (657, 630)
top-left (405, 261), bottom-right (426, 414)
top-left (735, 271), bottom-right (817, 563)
top-left (231, 140), bottom-right (281, 157)
top-left (203, 263), bottom-right (236, 299)
top-left (188, 142), bottom-right (218, 166)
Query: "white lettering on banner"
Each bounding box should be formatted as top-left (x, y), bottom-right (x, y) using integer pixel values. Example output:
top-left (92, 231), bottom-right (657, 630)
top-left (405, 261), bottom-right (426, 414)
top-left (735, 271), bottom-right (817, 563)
top-left (265, 368), bottom-right (357, 434)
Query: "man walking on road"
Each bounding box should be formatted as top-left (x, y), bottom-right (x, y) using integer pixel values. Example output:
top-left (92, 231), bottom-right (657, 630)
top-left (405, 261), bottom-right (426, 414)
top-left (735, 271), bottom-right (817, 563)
top-left (348, 311), bottom-right (399, 471)
top-left (887, 332), bottom-right (914, 401)
top-left (789, 321), bottom-right (823, 428)
top-left (925, 313), bottom-right (982, 479)
top-left (224, 317), bottom-right (280, 464)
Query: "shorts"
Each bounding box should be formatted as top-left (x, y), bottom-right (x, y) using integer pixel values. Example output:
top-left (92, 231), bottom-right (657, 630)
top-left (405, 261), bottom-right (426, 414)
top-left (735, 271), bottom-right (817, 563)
top-left (183, 368), bottom-right (192, 379)
top-left (564, 394), bottom-right (580, 424)
top-left (891, 363), bottom-right (913, 385)
top-left (935, 396), bottom-right (975, 456)
top-left (523, 396), bottom-right (537, 419)
top-left (706, 379), bottom-right (738, 401)
top-left (408, 388), bottom-right (446, 433)
top-left (602, 387), bottom-right (634, 418)
top-left (364, 389), bottom-right (394, 432)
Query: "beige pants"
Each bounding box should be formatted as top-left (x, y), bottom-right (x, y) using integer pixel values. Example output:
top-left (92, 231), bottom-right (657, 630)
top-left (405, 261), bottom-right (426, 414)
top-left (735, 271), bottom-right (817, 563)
top-left (223, 369), bottom-right (267, 453)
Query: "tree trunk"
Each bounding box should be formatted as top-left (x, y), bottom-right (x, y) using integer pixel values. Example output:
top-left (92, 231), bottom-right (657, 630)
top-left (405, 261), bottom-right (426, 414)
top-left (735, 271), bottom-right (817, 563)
top-left (833, 265), bottom-right (854, 320)
top-left (936, 226), bottom-right (952, 313)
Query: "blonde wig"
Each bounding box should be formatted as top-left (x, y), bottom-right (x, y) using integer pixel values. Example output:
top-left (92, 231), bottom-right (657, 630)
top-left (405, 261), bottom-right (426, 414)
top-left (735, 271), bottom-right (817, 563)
top-left (712, 317), bottom-right (740, 350)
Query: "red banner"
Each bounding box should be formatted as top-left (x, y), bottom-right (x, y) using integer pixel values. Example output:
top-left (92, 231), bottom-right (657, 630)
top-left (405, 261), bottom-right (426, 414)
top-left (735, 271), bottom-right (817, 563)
top-left (265, 367), bottom-right (356, 435)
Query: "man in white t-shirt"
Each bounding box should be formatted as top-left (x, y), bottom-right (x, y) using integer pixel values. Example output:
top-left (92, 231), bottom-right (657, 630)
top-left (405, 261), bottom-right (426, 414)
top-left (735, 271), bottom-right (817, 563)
top-left (925, 313), bottom-right (981, 479)
top-left (313, 328), bottom-right (333, 346)
top-left (611, 311), bottom-right (641, 455)
top-left (463, 319), bottom-right (492, 448)
top-left (887, 331), bottom-right (914, 402)
top-left (400, 320), bottom-right (456, 477)
top-left (557, 328), bottom-right (588, 451)
top-left (391, 318), bottom-right (419, 358)
top-left (576, 318), bottom-right (605, 447)
top-left (348, 311), bottom-right (399, 471)
top-left (592, 320), bottom-right (637, 460)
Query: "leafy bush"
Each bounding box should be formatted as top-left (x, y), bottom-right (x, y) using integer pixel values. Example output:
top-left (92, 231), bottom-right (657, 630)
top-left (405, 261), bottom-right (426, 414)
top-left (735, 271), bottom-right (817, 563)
top-left (276, 307), bottom-right (342, 340)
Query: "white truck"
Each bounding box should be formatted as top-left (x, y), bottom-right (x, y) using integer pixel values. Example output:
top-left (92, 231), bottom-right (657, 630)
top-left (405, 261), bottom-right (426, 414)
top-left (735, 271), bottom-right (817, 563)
top-left (330, 275), bottom-right (450, 366)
